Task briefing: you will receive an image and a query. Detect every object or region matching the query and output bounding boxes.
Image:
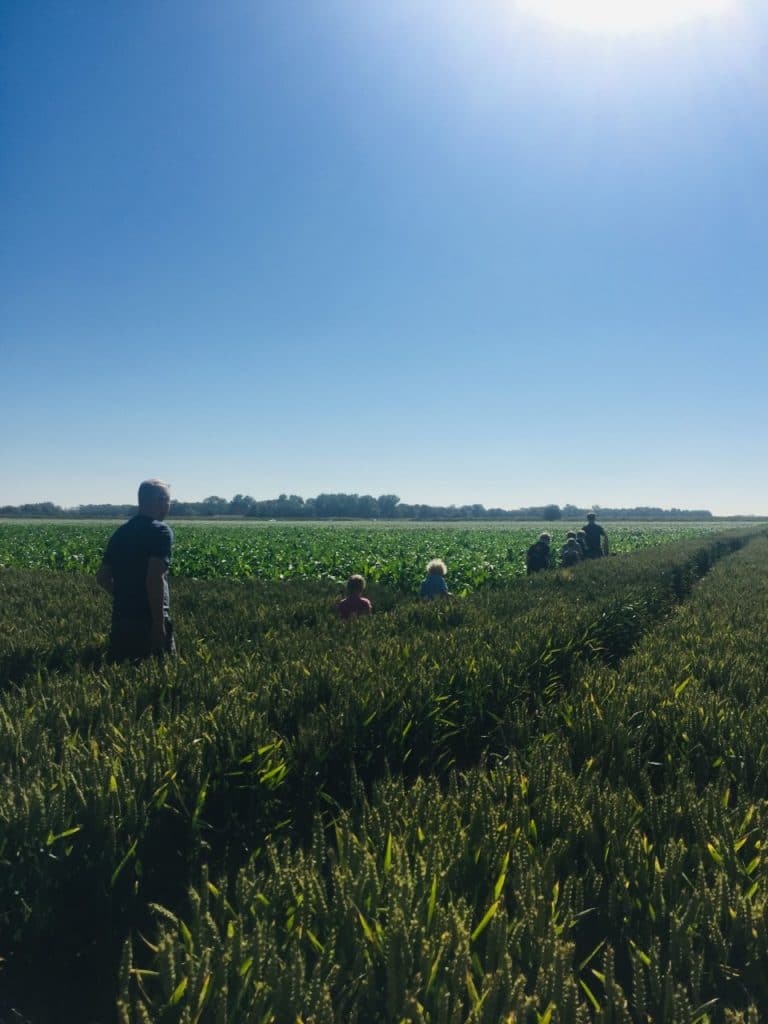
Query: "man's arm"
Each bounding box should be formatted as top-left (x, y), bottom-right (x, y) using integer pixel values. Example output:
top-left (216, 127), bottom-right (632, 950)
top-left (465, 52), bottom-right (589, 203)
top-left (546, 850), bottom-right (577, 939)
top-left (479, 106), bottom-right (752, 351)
top-left (146, 556), bottom-right (167, 652)
top-left (601, 528), bottom-right (610, 556)
top-left (96, 561), bottom-right (114, 595)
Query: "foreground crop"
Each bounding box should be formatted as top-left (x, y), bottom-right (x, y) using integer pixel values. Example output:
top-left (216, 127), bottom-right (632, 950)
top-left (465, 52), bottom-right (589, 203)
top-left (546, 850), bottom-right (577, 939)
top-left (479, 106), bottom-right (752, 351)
top-left (0, 529), bottom-right (766, 1022)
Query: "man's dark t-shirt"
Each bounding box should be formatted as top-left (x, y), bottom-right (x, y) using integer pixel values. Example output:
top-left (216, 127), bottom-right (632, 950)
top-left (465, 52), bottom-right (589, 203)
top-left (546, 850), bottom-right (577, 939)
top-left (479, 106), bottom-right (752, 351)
top-left (103, 515), bottom-right (173, 622)
top-left (582, 522), bottom-right (606, 558)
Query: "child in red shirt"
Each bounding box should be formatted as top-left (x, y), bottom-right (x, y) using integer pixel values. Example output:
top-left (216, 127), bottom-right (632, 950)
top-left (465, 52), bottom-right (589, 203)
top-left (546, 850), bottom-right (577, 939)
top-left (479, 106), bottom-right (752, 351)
top-left (336, 574), bottom-right (372, 620)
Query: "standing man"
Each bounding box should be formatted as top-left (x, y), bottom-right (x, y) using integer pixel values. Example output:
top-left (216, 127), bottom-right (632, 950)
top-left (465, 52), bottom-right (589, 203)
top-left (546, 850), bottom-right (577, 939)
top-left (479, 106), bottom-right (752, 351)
top-left (96, 479), bottom-right (175, 662)
top-left (582, 512), bottom-right (609, 559)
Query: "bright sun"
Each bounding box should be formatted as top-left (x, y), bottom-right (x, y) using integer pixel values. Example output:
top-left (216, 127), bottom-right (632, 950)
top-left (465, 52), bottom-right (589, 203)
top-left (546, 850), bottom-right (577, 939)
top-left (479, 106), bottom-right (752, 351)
top-left (514, 0), bottom-right (737, 34)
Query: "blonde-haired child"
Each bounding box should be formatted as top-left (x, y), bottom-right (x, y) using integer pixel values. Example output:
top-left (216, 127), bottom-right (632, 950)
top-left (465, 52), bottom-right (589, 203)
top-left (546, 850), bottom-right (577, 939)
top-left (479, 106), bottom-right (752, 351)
top-left (419, 559), bottom-right (450, 599)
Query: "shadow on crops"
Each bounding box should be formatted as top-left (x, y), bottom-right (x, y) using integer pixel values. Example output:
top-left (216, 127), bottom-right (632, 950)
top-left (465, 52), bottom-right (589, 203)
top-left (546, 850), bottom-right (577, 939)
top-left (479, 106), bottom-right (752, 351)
top-left (3, 949), bottom-right (114, 1024)
top-left (3, 800), bottom-right (195, 1024)
top-left (0, 996), bottom-right (34, 1024)
top-left (0, 644), bottom-right (104, 688)
top-left (2, 875), bottom-right (117, 1024)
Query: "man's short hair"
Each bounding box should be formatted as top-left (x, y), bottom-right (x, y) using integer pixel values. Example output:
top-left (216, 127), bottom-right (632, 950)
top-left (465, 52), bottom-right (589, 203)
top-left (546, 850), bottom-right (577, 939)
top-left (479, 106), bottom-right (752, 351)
top-left (138, 479), bottom-right (171, 507)
top-left (587, 512), bottom-right (596, 520)
top-left (347, 574), bottom-right (366, 593)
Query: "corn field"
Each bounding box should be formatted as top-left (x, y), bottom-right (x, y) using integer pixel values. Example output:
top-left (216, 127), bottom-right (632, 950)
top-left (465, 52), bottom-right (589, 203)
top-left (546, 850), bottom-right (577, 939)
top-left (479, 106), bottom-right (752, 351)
top-left (1, 524), bottom-right (767, 1023)
top-left (0, 521), bottom-right (730, 589)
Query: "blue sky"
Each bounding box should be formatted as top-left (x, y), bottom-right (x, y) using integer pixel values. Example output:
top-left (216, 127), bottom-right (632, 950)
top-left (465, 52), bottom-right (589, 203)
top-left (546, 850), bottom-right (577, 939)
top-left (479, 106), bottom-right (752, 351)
top-left (2, 1), bottom-right (766, 514)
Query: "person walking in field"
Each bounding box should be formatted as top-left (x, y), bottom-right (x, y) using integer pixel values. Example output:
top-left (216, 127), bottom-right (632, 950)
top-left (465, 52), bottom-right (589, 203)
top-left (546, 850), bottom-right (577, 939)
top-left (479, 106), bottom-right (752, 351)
top-left (336, 574), bottom-right (372, 620)
top-left (526, 533), bottom-right (553, 575)
top-left (420, 559), bottom-right (451, 599)
top-left (96, 479), bottom-right (176, 662)
top-left (560, 537), bottom-right (582, 568)
top-left (582, 512), bottom-right (609, 559)
top-left (560, 531), bottom-right (578, 559)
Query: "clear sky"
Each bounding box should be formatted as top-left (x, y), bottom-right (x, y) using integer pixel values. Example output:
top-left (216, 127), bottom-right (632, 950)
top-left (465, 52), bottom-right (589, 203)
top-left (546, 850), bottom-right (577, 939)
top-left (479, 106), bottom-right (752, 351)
top-left (2, 1), bottom-right (766, 514)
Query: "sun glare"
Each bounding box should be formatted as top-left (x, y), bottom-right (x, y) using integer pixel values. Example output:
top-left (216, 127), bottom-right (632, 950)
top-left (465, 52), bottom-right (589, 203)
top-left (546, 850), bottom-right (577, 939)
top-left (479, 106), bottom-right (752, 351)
top-left (513, 0), bottom-right (737, 34)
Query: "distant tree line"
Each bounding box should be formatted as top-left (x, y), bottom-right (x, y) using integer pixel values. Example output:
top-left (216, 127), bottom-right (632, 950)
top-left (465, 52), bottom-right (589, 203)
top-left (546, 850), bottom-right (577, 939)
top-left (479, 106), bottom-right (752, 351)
top-left (0, 495), bottom-right (718, 521)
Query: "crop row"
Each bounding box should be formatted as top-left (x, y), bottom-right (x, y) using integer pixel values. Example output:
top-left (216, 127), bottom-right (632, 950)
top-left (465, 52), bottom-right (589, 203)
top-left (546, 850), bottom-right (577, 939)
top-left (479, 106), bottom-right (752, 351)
top-left (0, 529), bottom-right (764, 1021)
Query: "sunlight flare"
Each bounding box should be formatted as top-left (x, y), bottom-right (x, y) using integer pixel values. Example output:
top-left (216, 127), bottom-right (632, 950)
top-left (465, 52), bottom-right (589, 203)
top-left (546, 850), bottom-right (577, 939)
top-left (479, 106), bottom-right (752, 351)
top-left (513, 0), bottom-right (738, 34)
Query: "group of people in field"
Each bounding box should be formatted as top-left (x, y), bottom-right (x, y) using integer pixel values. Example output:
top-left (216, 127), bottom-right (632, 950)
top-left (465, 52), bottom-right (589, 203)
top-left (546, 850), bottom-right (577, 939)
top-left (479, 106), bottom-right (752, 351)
top-left (96, 479), bottom-right (610, 659)
top-left (337, 517), bottom-right (611, 620)
top-left (525, 513), bottom-right (609, 576)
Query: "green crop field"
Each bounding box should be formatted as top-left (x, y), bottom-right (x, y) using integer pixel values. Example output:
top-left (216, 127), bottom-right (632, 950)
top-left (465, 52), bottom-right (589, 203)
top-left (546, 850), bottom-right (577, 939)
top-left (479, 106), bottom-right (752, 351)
top-left (0, 520), bottom-right (736, 590)
top-left (2, 522), bottom-right (768, 1023)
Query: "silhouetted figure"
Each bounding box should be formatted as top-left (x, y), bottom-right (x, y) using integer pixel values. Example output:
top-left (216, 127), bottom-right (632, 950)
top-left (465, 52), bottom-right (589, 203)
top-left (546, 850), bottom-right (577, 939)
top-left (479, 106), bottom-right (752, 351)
top-left (336, 574), bottom-right (372, 620)
top-left (96, 479), bottom-right (175, 662)
top-left (582, 513), bottom-right (609, 559)
top-left (560, 537), bottom-right (582, 568)
top-left (560, 531), bottom-right (577, 558)
top-left (526, 533), bottom-right (552, 575)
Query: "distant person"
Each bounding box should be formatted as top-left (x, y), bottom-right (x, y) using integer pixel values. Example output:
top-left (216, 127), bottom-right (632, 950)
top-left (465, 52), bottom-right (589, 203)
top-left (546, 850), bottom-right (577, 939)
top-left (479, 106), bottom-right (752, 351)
top-left (560, 537), bottom-right (582, 568)
top-left (576, 530), bottom-right (588, 559)
top-left (96, 479), bottom-right (175, 662)
top-left (560, 531), bottom-right (577, 559)
top-left (526, 533), bottom-right (552, 575)
top-left (582, 512), bottom-right (609, 559)
top-left (336, 574), bottom-right (372, 620)
top-left (420, 559), bottom-right (451, 599)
